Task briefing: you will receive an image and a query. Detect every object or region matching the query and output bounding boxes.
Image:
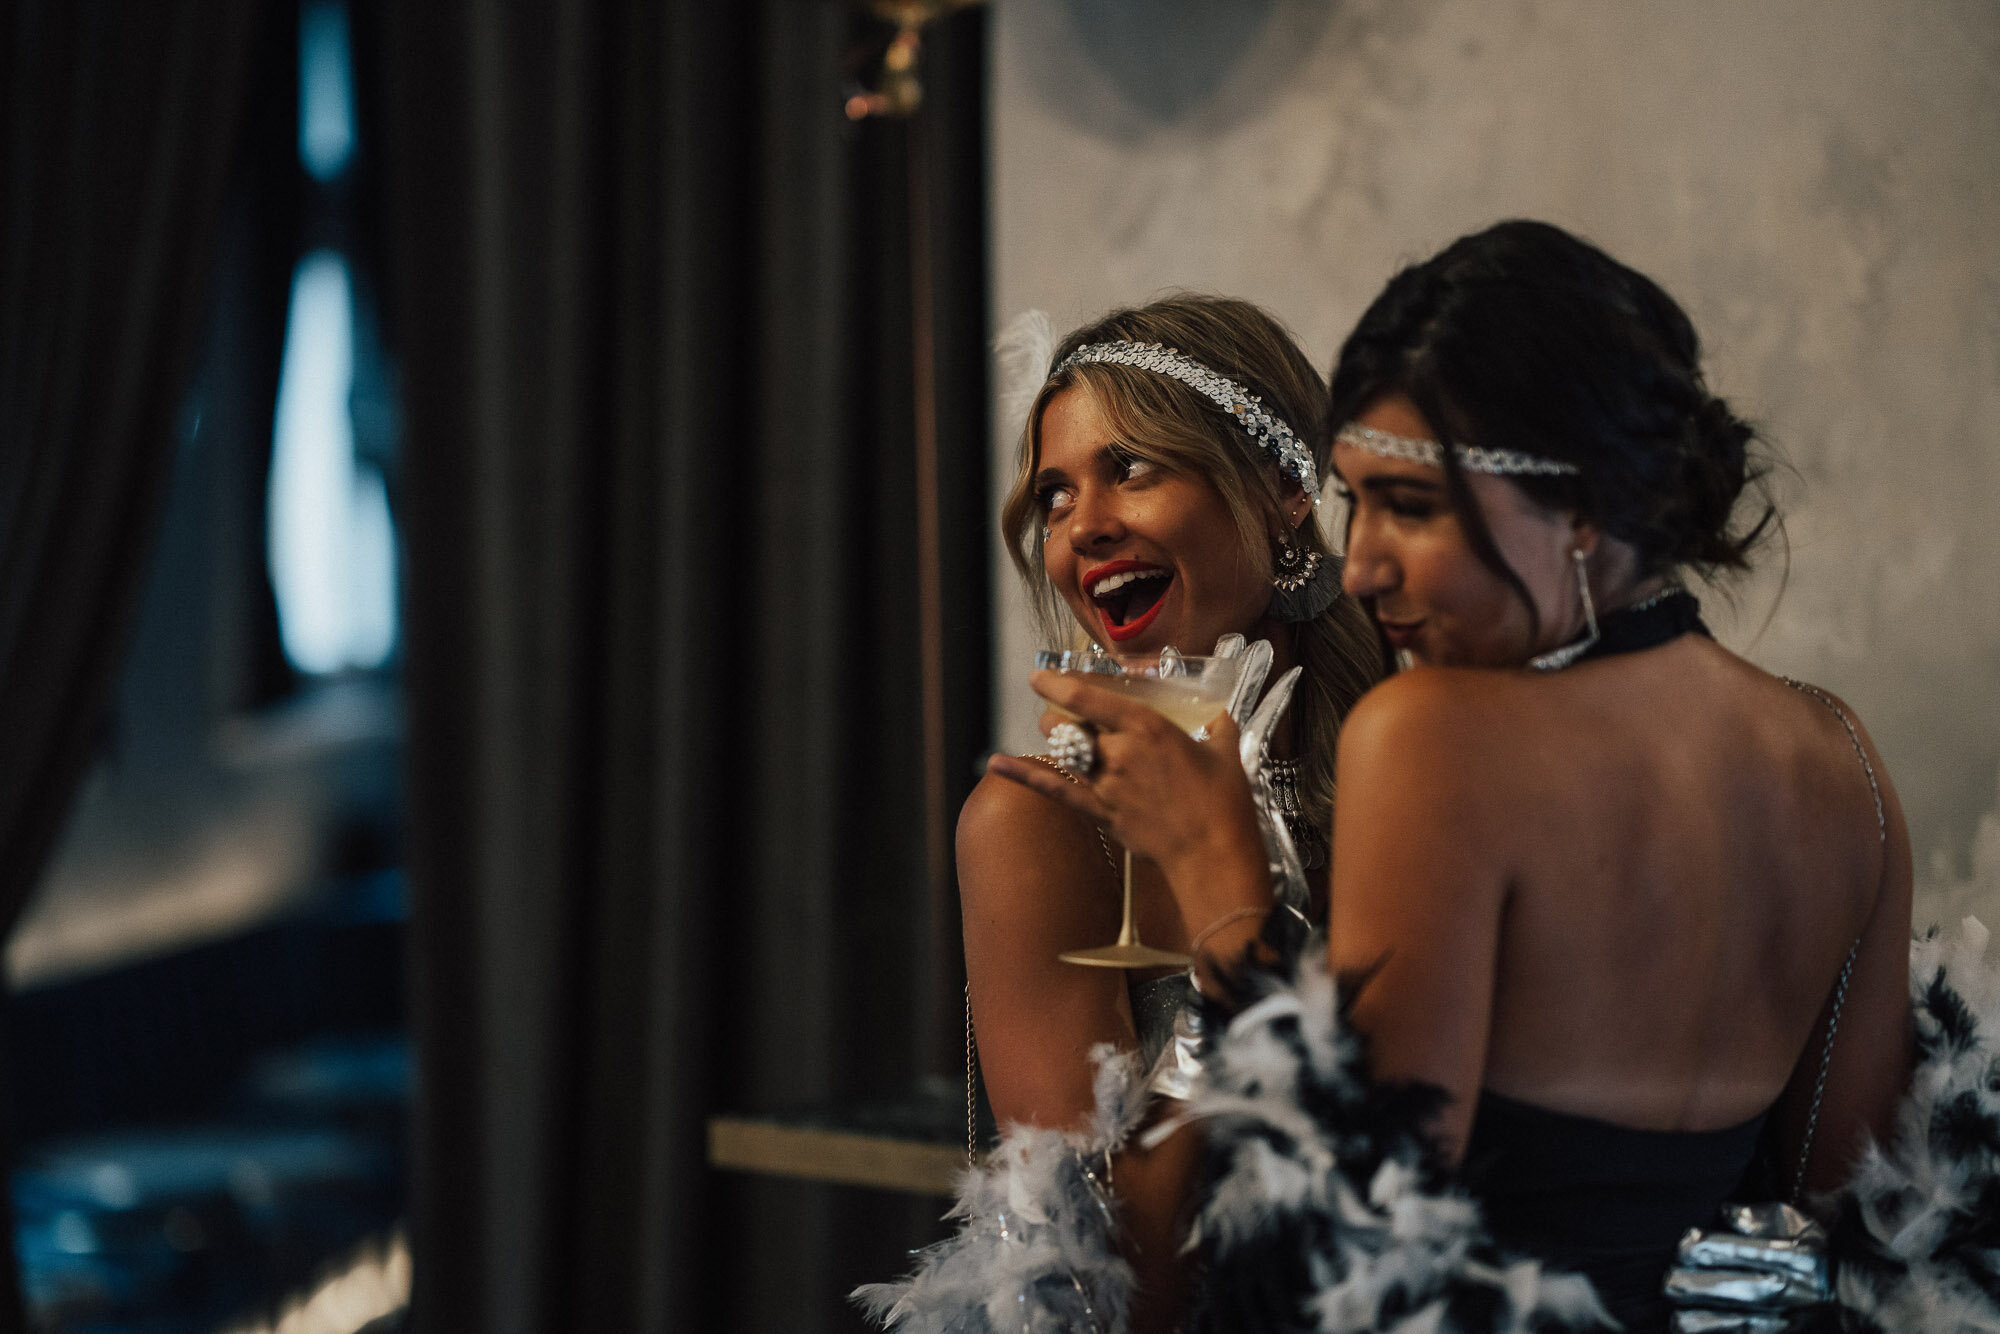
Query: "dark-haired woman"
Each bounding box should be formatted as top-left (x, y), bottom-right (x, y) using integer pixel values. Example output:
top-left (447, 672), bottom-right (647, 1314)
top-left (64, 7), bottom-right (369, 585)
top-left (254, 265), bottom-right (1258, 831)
top-left (1004, 221), bottom-right (1926, 1332)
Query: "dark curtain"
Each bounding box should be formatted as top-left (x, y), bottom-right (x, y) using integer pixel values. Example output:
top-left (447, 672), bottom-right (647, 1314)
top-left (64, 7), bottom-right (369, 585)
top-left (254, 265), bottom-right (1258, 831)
top-left (0, 3), bottom-right (261, 1326)
top-left (378, 3), bottom-right (988, 1330)
top-left (193, 6), bottom-right (304, 719)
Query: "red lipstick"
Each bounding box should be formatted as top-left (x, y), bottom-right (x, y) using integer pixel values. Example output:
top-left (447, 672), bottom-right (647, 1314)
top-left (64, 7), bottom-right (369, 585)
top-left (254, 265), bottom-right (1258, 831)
top-left (1104, 592), bottom-right (1166, 643)
top-left (1081, 560), bottom-right (1172, 644)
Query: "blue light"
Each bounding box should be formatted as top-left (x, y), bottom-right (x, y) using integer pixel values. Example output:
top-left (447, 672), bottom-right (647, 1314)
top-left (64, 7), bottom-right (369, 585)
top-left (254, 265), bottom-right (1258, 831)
top-left (346, 464), bottom-right (398, 670)
top-left (268, 251), bottom-right (398, 675)
top-left (299, 1), bottom-right (356, 182)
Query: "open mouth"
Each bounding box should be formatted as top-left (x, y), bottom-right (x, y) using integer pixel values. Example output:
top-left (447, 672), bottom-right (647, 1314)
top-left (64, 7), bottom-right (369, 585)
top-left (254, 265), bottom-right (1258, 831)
top-left (1087, 564), bottom-right (1172, 641)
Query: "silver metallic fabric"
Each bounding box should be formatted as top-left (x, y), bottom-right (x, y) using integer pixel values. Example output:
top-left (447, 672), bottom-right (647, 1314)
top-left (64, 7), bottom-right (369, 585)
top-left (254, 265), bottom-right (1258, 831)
top-left (1237, 667), bottom-right (1311, 915)
top-left (1666, 1202), bottom-right (1831, 1331)
top-left (1209, 634), bottom-right (1310, 911)
top-left (1668, 1312), bottom-right (1792, 1334)
top-left (1141, 1000), bottom-right (1203, 1103)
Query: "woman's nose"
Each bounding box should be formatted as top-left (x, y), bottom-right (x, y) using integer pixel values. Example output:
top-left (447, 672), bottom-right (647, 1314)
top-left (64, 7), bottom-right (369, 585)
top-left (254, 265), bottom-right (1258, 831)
top-left (1341, 524), bottom-right (1393, 598)
top-left (1066, 486), bottom-right (1125, 548)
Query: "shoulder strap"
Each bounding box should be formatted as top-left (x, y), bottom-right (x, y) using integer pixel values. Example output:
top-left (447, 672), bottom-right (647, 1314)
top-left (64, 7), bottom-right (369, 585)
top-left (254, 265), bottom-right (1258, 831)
top-left (1784, 678), bottom-right (1886, 845)
top-left (1782, 678), bottom-right (1882, 1200)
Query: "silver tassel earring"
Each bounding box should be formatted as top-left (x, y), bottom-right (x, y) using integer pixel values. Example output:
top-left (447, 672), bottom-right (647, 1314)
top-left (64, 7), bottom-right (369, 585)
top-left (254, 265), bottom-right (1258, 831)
top-left (1527, 548), bottom-right (1599, 671)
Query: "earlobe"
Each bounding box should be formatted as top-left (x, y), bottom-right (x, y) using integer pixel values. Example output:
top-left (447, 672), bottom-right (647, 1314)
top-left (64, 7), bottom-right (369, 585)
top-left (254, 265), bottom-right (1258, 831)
top-left (1263, 497), bottom-right (1309, 547)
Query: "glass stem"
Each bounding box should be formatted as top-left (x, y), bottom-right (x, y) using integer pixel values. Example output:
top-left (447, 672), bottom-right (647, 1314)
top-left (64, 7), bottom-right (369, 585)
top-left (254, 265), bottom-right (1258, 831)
top-left (1116, 850), bottom-right (1138, 947)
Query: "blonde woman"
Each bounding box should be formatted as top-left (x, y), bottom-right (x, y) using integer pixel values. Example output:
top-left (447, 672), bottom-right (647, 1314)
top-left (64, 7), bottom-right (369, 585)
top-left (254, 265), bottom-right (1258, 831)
top-left (936, 296), bottom-right (1380, 1332)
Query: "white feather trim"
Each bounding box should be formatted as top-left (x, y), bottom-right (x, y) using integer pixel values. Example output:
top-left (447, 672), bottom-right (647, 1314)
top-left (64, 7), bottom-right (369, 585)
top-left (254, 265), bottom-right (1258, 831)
top-left (863, 921), bottom-right (2000, 1332)
top-left (1825, 917), bottom-right (2000, 1330)
top-left (995, 309), bottom-right (1059, 446)
top-left (852, 1044), bottom-right (1148, 1334)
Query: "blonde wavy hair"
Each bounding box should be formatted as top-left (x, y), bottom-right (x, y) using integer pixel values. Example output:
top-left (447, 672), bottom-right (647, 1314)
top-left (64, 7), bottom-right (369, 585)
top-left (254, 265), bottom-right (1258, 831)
top-left (999, 295), bottom-right (1382, 841)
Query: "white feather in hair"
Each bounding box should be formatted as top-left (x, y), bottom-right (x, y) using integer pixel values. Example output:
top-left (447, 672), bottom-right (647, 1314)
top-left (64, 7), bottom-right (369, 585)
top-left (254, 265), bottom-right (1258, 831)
top-left (995, 309), bottom-right (1060, 446)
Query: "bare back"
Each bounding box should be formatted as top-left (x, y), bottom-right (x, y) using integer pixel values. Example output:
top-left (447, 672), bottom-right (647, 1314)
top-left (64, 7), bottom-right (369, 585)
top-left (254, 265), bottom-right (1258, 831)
top-left (1329, 634), bottom-right (1912, 1187)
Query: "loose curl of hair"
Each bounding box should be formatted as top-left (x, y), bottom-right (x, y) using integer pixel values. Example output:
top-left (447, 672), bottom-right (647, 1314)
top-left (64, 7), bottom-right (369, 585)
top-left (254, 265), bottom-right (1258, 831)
top-left (1000, 295), bottom-right (1382, 841)
top-left (1327, 220), bottom-right (1777, 642)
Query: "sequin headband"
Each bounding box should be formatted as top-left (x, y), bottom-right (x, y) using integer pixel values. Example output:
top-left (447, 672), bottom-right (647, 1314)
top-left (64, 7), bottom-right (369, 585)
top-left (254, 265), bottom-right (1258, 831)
top-left (1055, 341), bottom-right (1320, 504)
top-left (1335, 423), bottom-right (1579, 477)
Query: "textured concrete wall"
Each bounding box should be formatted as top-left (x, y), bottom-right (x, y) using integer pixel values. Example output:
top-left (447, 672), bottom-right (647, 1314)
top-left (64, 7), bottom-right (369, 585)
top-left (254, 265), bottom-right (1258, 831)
top-left (990, 0), bottom-right (2000, 927)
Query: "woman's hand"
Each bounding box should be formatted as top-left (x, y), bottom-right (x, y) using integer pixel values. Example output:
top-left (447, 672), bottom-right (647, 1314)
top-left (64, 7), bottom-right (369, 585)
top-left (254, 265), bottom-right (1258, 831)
top-left (986, 669), bottom-right (1271, 932)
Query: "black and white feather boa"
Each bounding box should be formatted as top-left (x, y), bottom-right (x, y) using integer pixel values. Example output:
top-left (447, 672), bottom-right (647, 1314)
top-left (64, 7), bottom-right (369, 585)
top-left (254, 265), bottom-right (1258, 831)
top-left (857, 918), bottom-right (2000, 1333)
top-left (1183, 950), bottom-right (1613, 1333)
top-left (1817, 917), bottom-right (2000, 1331)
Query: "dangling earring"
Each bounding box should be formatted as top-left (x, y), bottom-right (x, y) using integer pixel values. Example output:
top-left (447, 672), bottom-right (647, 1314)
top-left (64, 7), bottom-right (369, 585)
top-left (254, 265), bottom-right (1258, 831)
top-left (1268, 526), bottom-right (1340, 622)
top-left (1271, 532), bottom-right (1321, 591)
top-left (1527, 548), bottom-right (1600, 671)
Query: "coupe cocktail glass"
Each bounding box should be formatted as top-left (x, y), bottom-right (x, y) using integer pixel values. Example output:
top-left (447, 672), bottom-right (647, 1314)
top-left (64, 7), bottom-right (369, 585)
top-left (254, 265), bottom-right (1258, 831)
top-left (1033, 650), bottom-right (1244, 969)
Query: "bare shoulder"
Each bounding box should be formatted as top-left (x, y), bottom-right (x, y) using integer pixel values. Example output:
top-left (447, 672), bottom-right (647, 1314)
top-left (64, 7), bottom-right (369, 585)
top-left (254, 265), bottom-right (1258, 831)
top-left (1335, 667), bottom-right (1530, 791)
top-left (1767, 672), bottom-right (1910, 880)
top-left (1330, 668), bottom-right (1533, 889)
top-left (1771, 675), bottom-right (1884, 763)
top-left (956, 760), bottom-right (1128, 948)
top-left (957, 764), bottom-right (1108, 886)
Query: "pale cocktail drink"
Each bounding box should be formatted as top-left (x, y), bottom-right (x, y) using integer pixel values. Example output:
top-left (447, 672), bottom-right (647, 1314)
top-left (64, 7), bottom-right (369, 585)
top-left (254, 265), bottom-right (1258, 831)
top-left (1033, 651), bottom-right (1246, 969)
top-left (1092, 673), bottom-right (1230, 735)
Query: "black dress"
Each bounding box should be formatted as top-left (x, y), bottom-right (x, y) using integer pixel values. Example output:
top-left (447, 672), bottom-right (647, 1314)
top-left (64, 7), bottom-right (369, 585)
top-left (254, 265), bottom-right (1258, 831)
top-left (1461, 1089), bottom-right (1766, 1333)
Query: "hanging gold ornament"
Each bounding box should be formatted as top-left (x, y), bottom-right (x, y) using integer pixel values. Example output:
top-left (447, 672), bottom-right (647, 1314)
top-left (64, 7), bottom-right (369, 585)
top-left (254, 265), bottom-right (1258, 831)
top-left (842, 0), bottom-right (984, 120)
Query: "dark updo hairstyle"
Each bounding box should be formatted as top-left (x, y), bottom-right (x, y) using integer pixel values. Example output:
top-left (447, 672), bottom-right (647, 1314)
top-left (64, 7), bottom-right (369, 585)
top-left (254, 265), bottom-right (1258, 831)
top-left (1327, 220), bottom-right (1775, 639)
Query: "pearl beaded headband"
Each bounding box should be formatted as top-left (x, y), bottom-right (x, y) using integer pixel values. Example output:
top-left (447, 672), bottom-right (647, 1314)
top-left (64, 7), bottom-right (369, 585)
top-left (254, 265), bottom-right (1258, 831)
top-left (1335, 423), bottom-right (1580, 477)
top-left (1057, 341), bottom-right (1321, 504)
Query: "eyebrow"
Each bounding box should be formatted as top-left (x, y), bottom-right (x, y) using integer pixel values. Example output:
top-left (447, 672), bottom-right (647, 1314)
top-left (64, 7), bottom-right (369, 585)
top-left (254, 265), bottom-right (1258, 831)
top-left (1328, 465), bottom-right (1444, 493)
top-left (1032, 442), bottom-right (1135, 491)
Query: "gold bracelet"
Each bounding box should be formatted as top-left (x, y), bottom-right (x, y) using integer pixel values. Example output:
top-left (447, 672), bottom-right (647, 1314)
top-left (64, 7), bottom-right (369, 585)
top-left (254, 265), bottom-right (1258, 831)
top-left (1188, 905), bottom-right (1266, 960)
